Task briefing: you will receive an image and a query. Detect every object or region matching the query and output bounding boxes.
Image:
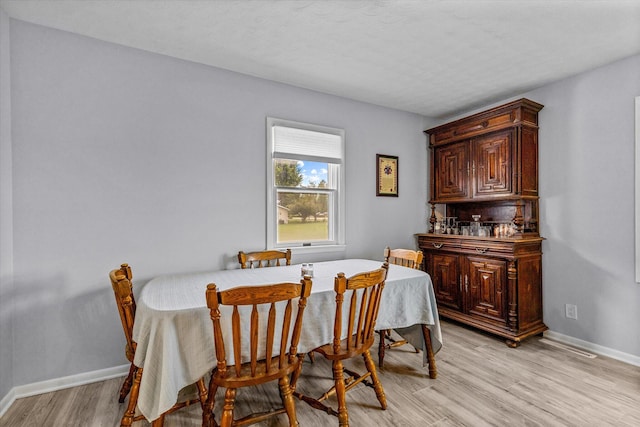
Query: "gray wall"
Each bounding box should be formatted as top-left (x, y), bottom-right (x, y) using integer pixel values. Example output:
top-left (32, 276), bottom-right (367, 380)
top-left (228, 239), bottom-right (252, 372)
top-left (0, 8), bottom-right (14, 401)
top-left (2, 19), bottom-right (428, 391)
top-left (2, 16), bottom-right (639, 402)
top-left (528, 55), bottom-right (640, 356)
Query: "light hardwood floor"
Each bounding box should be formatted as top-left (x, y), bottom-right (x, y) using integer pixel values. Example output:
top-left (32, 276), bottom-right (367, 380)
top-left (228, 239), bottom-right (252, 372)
top-left (2, 320), bottom-right (639, 426)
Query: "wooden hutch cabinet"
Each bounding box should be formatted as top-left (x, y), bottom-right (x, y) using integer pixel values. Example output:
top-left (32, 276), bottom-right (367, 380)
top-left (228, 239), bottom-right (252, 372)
top-left (417, 98), bottom-right (546, 347)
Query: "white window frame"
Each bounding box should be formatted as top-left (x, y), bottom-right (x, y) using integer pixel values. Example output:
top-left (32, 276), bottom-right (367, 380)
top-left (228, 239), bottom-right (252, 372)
top-left (266, 117), bottom-right (346, 253)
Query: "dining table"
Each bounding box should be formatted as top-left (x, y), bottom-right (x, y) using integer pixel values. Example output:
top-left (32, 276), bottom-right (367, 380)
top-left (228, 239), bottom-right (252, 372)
top-left (131, 258), bottom-right (442, 422)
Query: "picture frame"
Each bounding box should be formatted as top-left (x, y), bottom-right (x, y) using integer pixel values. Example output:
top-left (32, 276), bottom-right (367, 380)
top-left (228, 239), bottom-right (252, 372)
top-left (376, 154), bottom-right (398, 197)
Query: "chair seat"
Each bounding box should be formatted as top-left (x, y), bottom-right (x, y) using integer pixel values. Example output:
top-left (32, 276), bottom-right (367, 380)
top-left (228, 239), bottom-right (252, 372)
top-left (313, 336), bottom-right (376, 360)
top-left (213, 356), bottom-right (301, 389)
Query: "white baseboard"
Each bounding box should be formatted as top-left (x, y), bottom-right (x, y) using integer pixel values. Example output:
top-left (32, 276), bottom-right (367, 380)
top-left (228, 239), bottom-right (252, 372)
top-left (0, 388), bottom-right (16, 420)
top-left (0, 364), bottom-right (129, 419)
top-left (544, 330), bottom-right (640, 367)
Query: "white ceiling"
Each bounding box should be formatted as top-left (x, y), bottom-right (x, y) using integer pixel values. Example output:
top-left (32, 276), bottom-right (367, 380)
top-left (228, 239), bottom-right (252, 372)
top-left (2, 0), bottom-right (639, 117)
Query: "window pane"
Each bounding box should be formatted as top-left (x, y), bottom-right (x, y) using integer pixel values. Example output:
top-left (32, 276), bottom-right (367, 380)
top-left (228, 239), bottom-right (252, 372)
top-left (277, 191), bottom-right (330, 243)
top-left (267, 117), bottom-right (344, 250)
top-left (275, 158), bottom-right (330, 189)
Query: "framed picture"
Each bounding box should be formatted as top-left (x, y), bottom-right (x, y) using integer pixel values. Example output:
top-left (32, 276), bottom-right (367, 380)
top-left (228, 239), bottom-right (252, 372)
top-left (376, 154), bottom-right (398, 197)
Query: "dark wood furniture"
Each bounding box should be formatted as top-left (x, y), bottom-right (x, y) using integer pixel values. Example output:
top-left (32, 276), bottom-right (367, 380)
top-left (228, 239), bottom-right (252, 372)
top-left (293, 264), bottom-right (389, 426)
top-left (418, 99), bottom-right (547, 347)
top-left (109, 264), bottom-right (207, 427)
top-left (377, 248), bottom-right (423, 368)
top-left (203, 278), bottom-right (312, 427)
top-left (238, 249), bottom-right (292, 269)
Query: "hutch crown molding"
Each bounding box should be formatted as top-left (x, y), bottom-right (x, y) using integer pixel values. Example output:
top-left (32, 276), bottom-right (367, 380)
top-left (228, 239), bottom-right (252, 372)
top-left (417, 98), bottom-right (546, 347)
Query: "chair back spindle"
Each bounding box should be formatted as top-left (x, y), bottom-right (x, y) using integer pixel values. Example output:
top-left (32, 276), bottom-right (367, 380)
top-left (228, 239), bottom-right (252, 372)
top-left (203, 277), bottom-right (312, 426)
top-left (384, 247), bottom-right (423, 269)
top-left (238, 249), bottom-right (292, 269)
top-left (110, 264), bottom-right (137, 361)
top-left (333, 266), bottom-right (388, 354)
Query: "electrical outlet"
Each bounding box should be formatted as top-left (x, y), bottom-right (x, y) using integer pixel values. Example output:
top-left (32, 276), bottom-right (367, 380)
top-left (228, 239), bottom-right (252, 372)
top-left (565, 304), bottom-right (578, 320)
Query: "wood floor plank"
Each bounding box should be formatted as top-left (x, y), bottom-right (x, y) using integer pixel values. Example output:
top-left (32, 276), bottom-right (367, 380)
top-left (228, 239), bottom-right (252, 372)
top-left (1, 320), bottom-right (638, 426)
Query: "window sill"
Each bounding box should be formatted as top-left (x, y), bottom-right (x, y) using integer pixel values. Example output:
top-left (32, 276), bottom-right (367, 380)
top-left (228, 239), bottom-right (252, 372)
top-left (273, 245), bottom-right (346, 255)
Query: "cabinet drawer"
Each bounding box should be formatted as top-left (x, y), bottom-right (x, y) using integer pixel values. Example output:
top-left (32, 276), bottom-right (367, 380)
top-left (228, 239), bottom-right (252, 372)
top-left (426, 99), bottom-right (542, 147)
top-left (419, 238), bottom-right (461, 252)
top-left (460, 240), bottom-right (512, 257)
top-left (439, 111), bottom-right (515, 145)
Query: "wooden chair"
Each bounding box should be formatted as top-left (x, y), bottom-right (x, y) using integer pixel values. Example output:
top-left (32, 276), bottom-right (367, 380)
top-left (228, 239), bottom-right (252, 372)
top-left (377, 248), bottom-right (424, 368)
top-left (237, 249), bottom-right (317, 365)
top-left (203, 277), bottom-right (313, 427)
top-left (292, 263), bottom-right (389, 427)
top-left (383, 247), bottom-right (423, 269)
top-left (238, 249), bottom-right (292, 269)
top-left (110, 264), bottom-right (207, 427)
top-left (110, 263), bottom-right (137, 404)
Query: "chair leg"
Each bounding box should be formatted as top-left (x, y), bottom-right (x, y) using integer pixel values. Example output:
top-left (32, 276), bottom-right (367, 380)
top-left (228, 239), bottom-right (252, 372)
top-left (196, 378), bottom-right (208, 410)
top-left (120, 366), bottom-right (142, 427)
top-left (332, 360), bottom-right (349, 427)
top-left (363, 350), bottom-right (387, 410)
top-left (118, 362), bottom-right (136, 403)
top-left (150, 414), bottom-right (165, 427)
top-left (290, 355), bottom-right (304, 393)
top-left (377, 330), bottom-right (386, 367)
top-left (219, 388), bottom-right (236, 427)
top-left (202, 377), bottom-right (218, 427)
top-left (278, 375), bottom-right (299, 427)
top-left (379, 329), bottom-right (421, 369)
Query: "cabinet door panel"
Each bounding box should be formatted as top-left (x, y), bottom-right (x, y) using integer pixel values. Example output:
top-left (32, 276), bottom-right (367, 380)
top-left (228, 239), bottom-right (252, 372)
top-left (517, 256), bottom-right (543, 329)
top-left (428, 253), bottom-right (461, 311)
top-left (473, 130), bottom-right (513, 197)
top-left (434, 142), bottom-right (469, 200)
top-left (466, 257), bottom-right (507, 324)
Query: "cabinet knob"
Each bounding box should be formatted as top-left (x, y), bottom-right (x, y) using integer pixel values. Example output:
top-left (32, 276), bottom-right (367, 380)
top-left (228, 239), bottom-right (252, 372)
top-left (475, 247), bottom-right (489, 254)
top-left (432, 243), bottom-right (444, 249)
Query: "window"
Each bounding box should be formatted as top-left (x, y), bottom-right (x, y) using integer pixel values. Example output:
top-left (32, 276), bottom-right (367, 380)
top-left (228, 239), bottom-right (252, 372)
top-left (266, 117), bottom-right (345, 251)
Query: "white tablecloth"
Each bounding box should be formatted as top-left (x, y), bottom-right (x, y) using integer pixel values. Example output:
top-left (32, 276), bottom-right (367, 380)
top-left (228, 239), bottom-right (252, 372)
top-left (132, 259), bottom-right (441, 421)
